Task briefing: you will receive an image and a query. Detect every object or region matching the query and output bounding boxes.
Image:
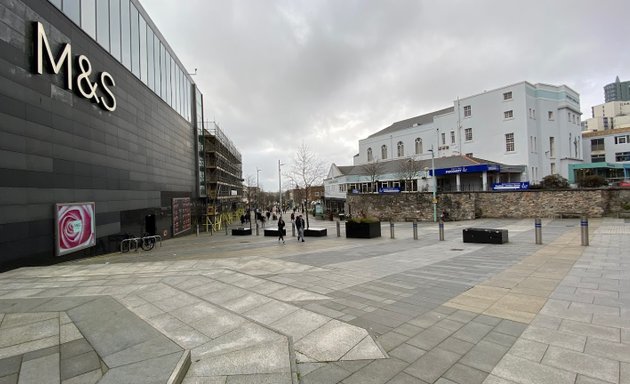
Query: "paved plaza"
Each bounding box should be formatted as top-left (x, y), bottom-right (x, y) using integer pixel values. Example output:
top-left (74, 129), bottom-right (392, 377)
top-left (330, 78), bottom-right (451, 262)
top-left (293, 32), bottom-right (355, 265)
top-left (0, 217), bottom-right (629, 383)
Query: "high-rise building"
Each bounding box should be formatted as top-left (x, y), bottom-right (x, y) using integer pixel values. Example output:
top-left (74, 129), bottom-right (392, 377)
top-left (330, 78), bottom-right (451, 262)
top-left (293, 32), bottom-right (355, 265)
top-left (604, 76), bottom-right (630, 102)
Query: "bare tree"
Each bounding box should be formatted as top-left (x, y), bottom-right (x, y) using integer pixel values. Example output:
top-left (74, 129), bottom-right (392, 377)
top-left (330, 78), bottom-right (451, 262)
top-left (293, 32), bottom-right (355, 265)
top-left (361, 160), bottom-right (385, 193)
top-left (398, 158), bottom-right (422, 192)
top-left (286, 143), bottom-right (327, 228)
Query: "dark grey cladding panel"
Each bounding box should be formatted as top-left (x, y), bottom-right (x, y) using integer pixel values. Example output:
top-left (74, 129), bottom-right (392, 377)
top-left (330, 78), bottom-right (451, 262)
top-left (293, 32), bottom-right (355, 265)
top-left (0, 0), bottom-right (198, 268)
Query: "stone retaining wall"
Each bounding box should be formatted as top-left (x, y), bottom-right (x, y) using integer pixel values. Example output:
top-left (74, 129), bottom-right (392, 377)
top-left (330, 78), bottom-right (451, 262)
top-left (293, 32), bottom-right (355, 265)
top-left (345, 189), bottom-right (630, 221)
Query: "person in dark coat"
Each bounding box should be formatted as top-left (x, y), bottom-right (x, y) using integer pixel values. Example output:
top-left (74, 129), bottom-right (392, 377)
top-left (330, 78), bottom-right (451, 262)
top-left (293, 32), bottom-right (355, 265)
top-left (277, 217), bottom-right (286, 244)
top-left (295, 215), bottom-right (305, 242)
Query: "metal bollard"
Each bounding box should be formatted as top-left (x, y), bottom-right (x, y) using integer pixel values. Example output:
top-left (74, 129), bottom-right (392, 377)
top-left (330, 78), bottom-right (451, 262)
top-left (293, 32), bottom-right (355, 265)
top-left (225, 223), bottom-right (228, 235)
top-left (413, 220), bottom-right (418, 240)
top-left (256, 222), bottom-right (259, 236)
top-left (390, 221), bottom-right (395, 239)
top-left (336, 220), bottom-right (341, 237)
top-left (292, 222), bottom-right (296, 237)
top-left (196, 224), bottom-right (199, 237)
top-left (535, 218), bottom-right (542, 244)
top-left (439, 220), bottom-right (444, 241)
top-left (581, 216), bottom-right (589, 246)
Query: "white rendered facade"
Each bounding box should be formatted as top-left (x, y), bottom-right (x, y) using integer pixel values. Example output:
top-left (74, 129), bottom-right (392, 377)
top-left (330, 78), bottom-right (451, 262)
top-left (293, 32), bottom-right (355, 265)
top-left (355, 82), bottom-right (583, 183)
top-left (582, 101), bottom-right (630, 132)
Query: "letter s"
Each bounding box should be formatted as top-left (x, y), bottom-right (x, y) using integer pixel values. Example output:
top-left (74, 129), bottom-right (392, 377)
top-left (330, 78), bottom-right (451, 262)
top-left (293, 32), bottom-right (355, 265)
top-left (99, 72), bottom-right (116, 112)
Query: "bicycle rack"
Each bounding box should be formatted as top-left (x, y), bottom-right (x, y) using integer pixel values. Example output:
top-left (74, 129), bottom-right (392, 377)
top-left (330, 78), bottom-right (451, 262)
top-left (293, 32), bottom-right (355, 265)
top-left (119, 235), bottom-right (162, 253)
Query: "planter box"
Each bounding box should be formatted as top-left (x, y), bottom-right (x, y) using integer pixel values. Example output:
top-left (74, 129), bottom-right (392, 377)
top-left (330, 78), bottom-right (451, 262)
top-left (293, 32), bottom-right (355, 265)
top-left (264, 228), bottom-right (286, 237)
top-left (345, 221), bottom-right (381, 238)
top-left (304, 227), bottom-right (327, 237)
top-left (463, 228), bottom-right (508, 244)
top-left (231, 228), bottom-right (252, 236)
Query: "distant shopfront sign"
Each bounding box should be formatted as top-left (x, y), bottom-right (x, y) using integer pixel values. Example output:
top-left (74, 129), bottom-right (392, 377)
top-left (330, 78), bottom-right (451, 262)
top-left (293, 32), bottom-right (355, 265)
top-left (34, 22), bottom-right (116, 111)
top-left (492, 182), bottom-right (530, 191)
top-left (379, 187), bottom-right (401, 193)
top-left (431, 164), bottom-right (500, 176)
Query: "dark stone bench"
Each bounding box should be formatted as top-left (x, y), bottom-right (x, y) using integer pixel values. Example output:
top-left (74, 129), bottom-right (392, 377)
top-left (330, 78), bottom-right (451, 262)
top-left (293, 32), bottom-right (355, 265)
top-left (232, 228), bottom-right (252, 236)
top-left (463, 228), bottom-right (508, 244)
top-left (264, 228), bottom-right (287, 236)
top-left (304, 227), bottom-right (327, 237)
top-left (556, 212), bottom-right (584, 219)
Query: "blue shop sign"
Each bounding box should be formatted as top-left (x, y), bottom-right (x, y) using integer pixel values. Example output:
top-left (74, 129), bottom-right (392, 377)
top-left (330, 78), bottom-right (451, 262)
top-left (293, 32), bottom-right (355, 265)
top-left (431, 164), bottom-right (500, 176)
top-left (492, 182), bottom-right (530, 191)
top-left (379, 187), bottom-right (401, 193)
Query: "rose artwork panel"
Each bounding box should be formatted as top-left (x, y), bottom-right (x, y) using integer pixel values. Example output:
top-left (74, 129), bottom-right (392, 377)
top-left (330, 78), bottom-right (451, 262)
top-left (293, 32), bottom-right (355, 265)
top-left (55, 202), bottom-right (96, 256)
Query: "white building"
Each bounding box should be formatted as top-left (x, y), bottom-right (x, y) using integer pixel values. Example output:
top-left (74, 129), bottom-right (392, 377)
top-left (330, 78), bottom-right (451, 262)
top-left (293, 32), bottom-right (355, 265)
top-left (582, 101), bottom-right (630, 133)
top-left (354, 81), bottom-right (583, 183)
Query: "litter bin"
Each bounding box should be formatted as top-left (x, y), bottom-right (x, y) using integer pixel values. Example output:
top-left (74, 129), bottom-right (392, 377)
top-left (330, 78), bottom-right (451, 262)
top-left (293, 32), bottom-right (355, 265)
top-left (338, 214), bottom-right (345, 221)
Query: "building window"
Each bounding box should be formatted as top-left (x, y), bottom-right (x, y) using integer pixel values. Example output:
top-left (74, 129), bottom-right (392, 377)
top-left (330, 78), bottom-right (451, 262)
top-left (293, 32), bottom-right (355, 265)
top-left (504, 110), bottom-right (513, 119)
top-left (441, 132), bottom-right (446, 145)
top-left (591, 138), bottom-right (605, 151)
top-left (549, 137), bottom-right (555, 157)
top-left (614, 135), bottom-right (630, 144)
top-left (367, 148), bottom-right (373, 162)
top-left (464, 105), bottom-right (471, 117)
top-left (591, 154), bottom-right (606, 163)
top-left (381, 145), bottom-right (388, 160)
top-left (548, 111), bottom-right (554, 120)
top-left (397, 141), bottom-right (404, 157)
top-left (464, 128), bottom-right (472, 141)
top-left (465, 152), bottom-right (473, 157)
top-left (415, 138), bottom-right (423, 154)
top-left (503, 91), bottom-right (512, 100)
top-left (550, 162), bottom-right (556, 174)
top-left (505, 133), bottom-right (515, 152)
top-left (616, 152), bottom-right (630, 162)
top-left (450, 131), bottom-right (455, 144)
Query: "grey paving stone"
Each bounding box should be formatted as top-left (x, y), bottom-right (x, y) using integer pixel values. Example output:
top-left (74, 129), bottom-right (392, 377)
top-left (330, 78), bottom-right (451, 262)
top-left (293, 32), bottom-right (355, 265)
top-left (99, 351), bottom-right (184, 384)
top-left (341, 357), bottom-right (408, 384)
top-left (295, 319), bottom-right (369, 361)
top-left (483, 331), bottom-right (518, 348)
top-left (22, 345), bottom-right (59, 362)
top-left (224, 372), bottom-right (293, 383)
top-left (60, 350), bottom-right (101, 381)
top-left (558, 319), bottom-right (621, 342)
top-left (585, 337), bottom-right (630, 363)
top-left (443, 363), bottom-right (488, 384)
top-left (508, 339), bottom-right (548, 363)
top-left (459, 340), bottom-right (510, 373)
top-left (542, 346), bottom-right (619, 383)
top-left (60, 339), bottom-right (94, 360)
top-left (437, 337), bottom-right (475, 355)
top-left (193, 322), bottom-right (285, 359)
top-left (18, 352), bottom-right (60, 384)
top-left (452, 322), bottom-right (494, 344)
top-left (377, 331), bottom-right (409, 352)
top-left (0, 374), bottom-right (18, 384)
top-left (492, 354), bottom-right (576, 384)
top-left (520, 326), bottom-right (586, 352)
top-left (0, 355), bottom-right (21, 377)
top-left (101, 336), bottom-right (182, 368)
top-left (270, 309), bottom-right (330, 341)
top-left (301, 363), bottom-right (352, 384)
top-left (407, 326), bottom-right (453, 350)
top-left (473, 314), bottom-right (503, 327)
top-left (389, 343), bottom-right (427, 363)
top-left (0, 318), bottom-right (58, 348)
top-left (404, 348), bottom-right (461, 383)
top-left (393, 323), bottom-right (424, 338)
top-left (447, 310), bottom-right (478, 323)
top-left (386, 371), bottom-right (430, 383)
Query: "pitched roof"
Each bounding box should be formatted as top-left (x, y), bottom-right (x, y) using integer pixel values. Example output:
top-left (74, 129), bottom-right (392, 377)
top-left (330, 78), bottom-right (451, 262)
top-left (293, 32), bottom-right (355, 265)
top-left (367, 107), bottom-right (455, 138)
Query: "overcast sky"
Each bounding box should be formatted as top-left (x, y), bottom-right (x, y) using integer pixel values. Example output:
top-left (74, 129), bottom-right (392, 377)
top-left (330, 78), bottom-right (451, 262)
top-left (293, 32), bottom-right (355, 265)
top-left (142, 0), bottom-right (630, 191)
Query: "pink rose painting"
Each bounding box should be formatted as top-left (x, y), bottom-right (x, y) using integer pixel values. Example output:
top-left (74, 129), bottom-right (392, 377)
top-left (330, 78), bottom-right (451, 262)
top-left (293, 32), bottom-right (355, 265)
top-left (55, 202), bottom-right (96, 256)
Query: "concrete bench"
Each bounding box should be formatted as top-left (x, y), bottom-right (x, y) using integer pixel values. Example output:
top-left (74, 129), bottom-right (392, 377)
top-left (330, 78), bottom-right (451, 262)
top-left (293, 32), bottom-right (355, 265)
top-left (304, 227), bottom-right (327, 237)
top-left (556, 212), bottom-right (584, 219)
top-left (264, 228), bottom-right (287, 236)
top-left (463, 228), bottom-right (508, 244)
top-left (232, 227), bottom-right (252, 236)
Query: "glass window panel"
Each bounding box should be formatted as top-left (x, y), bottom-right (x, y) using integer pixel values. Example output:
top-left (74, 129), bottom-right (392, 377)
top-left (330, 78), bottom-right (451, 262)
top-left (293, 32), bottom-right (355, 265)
top-left (139, 16), bottom-right (147, 83)
top-left (96, 0), bottom-right (110, 50)
top-left (181, 69), bottom-right (185, 116)
top-left (120, 0), bottom-right (131, 69)
top-left (147, 28), bottom-right (154, 91)
top-left (170, 56), bottom-right (175, 107)
top-left (49, 0), bottom-right (61, 9)
top-left (130, 4), bottom-right (140, 78)
top-left (109, 0), bottom-right (121, 60)
top-left (63, 0), bottom-right (81, 26)
top-left (167, 54), bottom-right (172, 106)
top-left (154, 36), bottom-right (160, 94)
top-left (80, 0), bottom-right (96, 39)
top-left (160, 43), bottom-right (166, 99)
top-left (174, 66), bottom-right (179, 113)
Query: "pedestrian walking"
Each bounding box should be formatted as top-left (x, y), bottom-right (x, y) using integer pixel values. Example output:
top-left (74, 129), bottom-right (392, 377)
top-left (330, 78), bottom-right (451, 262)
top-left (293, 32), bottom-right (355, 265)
top-left (295, 215), bottom-right (305, 242)
top-left (277, 217), bottom-right (286, 244)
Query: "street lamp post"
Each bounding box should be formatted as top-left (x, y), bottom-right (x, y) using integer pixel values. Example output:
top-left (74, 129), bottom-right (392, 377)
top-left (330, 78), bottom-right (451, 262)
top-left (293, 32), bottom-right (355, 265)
top-left (278, 160), bottom-right (285, 214)
top-left (428, 147), bottom-right (437, 222)
top-left (256, 168), bottom-right (261, 212)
